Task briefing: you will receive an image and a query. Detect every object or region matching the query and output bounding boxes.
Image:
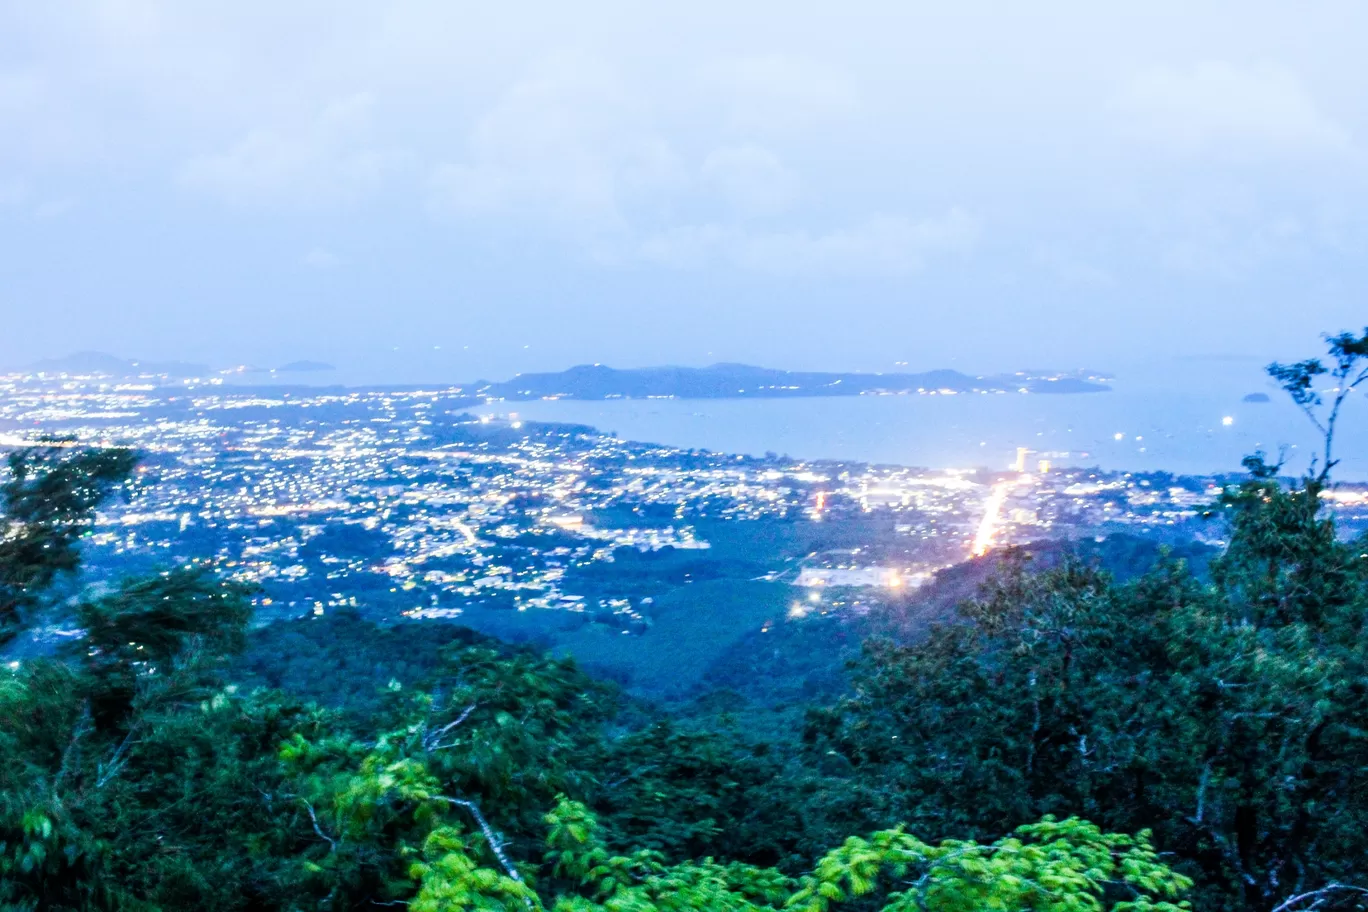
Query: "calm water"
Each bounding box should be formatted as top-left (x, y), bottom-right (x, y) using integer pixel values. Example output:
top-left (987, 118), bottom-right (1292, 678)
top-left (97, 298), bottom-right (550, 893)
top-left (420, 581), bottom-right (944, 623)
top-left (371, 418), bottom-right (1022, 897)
top-left (474, 359), bottom-right (1368, 480)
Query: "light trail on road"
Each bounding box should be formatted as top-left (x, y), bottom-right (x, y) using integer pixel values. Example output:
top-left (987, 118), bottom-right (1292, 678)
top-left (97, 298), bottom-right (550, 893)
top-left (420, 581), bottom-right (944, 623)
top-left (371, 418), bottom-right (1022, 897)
top-left (971, 479), bottom-right (1014, 557)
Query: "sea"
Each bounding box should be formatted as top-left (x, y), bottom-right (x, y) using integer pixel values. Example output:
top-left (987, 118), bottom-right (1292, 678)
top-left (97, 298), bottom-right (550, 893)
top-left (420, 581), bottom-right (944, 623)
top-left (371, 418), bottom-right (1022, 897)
top-left (462, 357), bottom-right (1368, 481)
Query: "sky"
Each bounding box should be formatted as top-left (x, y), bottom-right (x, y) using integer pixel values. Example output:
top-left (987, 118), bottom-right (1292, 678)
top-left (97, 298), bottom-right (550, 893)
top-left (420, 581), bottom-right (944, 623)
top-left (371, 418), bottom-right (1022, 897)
top-left (2, 1), bottom-right (1367, 383)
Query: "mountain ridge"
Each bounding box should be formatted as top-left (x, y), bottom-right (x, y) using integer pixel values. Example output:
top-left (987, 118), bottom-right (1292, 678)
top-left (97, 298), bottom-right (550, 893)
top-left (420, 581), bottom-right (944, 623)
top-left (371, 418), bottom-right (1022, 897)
top-left (16, 353), bottom-right (1112, 398)
top-left (481, 362), bottom-right (1111, 399)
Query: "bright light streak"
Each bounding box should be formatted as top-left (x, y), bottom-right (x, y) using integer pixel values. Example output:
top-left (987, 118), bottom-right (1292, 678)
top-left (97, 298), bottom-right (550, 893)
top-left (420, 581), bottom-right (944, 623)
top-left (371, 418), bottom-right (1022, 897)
top-left (971, 481), bottom-right (1012, 557)
top-left (452, 520), bottom-right (480, 545)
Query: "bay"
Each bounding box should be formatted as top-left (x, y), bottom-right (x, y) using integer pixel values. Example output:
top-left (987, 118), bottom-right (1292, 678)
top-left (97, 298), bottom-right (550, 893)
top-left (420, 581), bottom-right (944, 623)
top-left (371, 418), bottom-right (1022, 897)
top-left (474, 358), bottom-right (1368, 480)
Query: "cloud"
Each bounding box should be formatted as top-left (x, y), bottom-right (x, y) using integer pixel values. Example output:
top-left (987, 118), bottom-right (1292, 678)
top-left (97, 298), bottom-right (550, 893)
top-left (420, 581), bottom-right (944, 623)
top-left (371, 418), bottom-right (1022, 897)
top-left (0, 68), bottom-right (85, 166)
top-left (1113, 62), bottom-right (1356, 161)
top-left (0, 180), bottom-right (78, 220)
top-left (1150, 195), bottom-right (1317, 280)
top-left (33, 197), bottom-right (77, 220)
top-left (1032, 246), bottom-right (1115, 288)
top-left (0, 180), bottom-right (75, 220)
top-left (639, 209), bottom-right (979, 275)
top-left (178, 92), bottom-right (398, 205)
top-left (0, 178), bottom-right (28, 207)
top-left (702, 55), bottom-right (858, 133)
top-left (426, 54), bottom-right (972, 277)
top-left (701, 144), bottom-right (799, 215)
top-left (0, 70), bottom-right (43, 116)
top-left (302, 246), bottom-right (343, 269)
top-left (425, 53), bottom-right (950, 276)
top-left (428, 53), bottom-right (684, 237)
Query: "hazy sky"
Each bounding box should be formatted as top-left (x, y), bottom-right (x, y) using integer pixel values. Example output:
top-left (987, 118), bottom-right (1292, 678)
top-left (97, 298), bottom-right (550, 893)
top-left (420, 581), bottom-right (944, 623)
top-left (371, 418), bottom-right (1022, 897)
top-left (3, 2), bottom-right (1367, 381)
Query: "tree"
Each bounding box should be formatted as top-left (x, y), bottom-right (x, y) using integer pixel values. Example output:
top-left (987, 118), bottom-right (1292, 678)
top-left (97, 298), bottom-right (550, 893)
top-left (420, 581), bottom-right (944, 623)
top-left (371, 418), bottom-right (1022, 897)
top-left (594, 719), bottom-right (803, 867)
top-left (1268, 327), bottom-right (1368, 482)
top-left (806, 330), bottom-right (1368, 911)
top-left (0, 444), bottom-right (279, 909)
top-left (0, 442), bottom-right (137, 643)
top-left (404, 795), bottom-right (1190, 912)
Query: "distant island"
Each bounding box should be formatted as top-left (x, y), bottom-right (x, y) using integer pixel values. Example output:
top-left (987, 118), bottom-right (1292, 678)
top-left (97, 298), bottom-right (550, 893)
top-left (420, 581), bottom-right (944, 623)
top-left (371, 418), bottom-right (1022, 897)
top-left (277, 360), bottom-right (336, 373)
top-left (480, 363), bottom-right (1111, 400)
top-left (28, 351), bottom-right (211, 380)
top-left (16, 353), bottom-right (1112, 399)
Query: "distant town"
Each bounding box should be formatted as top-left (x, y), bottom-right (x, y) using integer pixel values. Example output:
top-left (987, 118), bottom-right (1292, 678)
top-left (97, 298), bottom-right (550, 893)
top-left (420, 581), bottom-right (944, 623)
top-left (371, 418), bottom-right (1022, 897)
top-left (4, 360), bottom-right (1364, 640)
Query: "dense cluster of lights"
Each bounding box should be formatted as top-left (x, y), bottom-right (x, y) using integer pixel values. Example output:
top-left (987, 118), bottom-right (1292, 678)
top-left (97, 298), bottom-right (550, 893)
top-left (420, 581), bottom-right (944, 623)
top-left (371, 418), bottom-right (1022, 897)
top-left (5, 368), bottom-right (1368, 624)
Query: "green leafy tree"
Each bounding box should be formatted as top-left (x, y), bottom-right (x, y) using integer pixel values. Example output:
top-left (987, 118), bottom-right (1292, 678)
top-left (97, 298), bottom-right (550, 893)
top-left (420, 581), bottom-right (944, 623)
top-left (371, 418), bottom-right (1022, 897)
top-left (1267, 327), bottom-right (1368, 481)
top-left (595, 719), bottom-right (803, 866)
top-left (806, 330), bottom-right (1368, 911)
top-left (0, 445), bottom-right (284, 909)
top-left (0, 442), bottom-right (137, 643)
top-left (403, 794), bottom-right (1190, 912)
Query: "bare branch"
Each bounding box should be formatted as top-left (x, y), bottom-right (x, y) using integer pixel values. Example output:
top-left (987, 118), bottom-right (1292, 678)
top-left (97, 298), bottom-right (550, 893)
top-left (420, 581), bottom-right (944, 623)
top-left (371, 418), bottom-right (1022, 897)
top-left (423, 703), bottom-right (477, 752)
top-left (301, 799), bottom-right (338, 853)
top-left (1271, 883), bottom-right (1368, 912)
top-left (1194, 760), bottom-right (1212, 824)
top-left (437, 796), bottom-right (523, 883)
top-left (602, 764), bottom-right (659, 790)
top-left (53, 702), bottom-right (93, 794)
top-left (96, 726), bottom-right (139, 789)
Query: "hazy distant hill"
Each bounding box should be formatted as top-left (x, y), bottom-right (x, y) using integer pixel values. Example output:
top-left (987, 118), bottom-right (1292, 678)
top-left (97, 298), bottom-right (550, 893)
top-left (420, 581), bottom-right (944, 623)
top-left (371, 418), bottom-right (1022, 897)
top-left (22, 353), bottom-right (1110, 399)
top-left (481, 362), bottom-right (1110, 400)
top-left (27, 351), bottom-right (211, 379)
top-left (24, 352), bottom-right (339, 382)
top-left (277, 360), bottom-right (336, 373)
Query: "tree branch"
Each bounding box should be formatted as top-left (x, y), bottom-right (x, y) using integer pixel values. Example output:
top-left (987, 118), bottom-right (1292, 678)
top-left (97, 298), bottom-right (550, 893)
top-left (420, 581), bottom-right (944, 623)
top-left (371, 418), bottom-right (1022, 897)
top-left (423, 703), bottom-right (477, 752)
top-left (96, 726), bottom-right (139, 789)
top-left (1194, 759), bottom-right (1212, 824)
top-left (1271, 883), bottom-right (1368, 912)
top-left (301, 799), bottom-right (337, 853)
top-left (437, 796), bottom-right (523, 884)
top-left (53, 702), bottom-right (93, 794)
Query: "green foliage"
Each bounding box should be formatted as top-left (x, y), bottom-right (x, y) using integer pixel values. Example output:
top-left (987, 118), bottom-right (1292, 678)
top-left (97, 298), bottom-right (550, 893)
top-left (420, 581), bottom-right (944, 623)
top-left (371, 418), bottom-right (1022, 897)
top-left (411, 794), bottom-right (1189, 912)
top-left (594, 719), bottom-right (803, 867)
top-left (787, 815), bottom-right (1189, 912)
top-left (0, 634), bottom-right (312, 909)
top-left (0, 442), bottom-right (137, 643)
top-left (807, 332), bottom-right (1368, 912)
top-left (809, 519), bottom-right (1368, 909)
top-left (238, 609), bottom-right (493, 723)
top-left (409, 826), bottom-right (539, 912)
top-left (422, 796), bottom-right (1184, 912)
top-left (74, 567), bottom-right (254, 726)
